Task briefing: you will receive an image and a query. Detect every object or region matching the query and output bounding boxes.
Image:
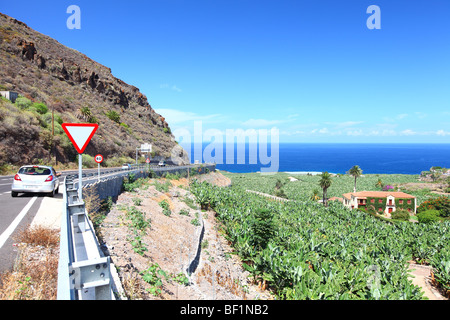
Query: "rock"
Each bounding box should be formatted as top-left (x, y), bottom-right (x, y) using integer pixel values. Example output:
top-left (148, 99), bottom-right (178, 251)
top-left (18, 39), bottom-right (36, 61)
top-left (36, 54), bottom-right (46, 69)
top-left (87, 71), bottom-right (98, 89)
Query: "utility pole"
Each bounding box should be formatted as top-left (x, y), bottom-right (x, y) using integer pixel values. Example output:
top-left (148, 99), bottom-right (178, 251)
top-left (52, 107), bottom-right (57, 165)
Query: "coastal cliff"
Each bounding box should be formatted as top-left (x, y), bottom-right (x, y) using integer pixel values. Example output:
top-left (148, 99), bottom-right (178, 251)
top-left (0, 12), bottom-right (189, 167)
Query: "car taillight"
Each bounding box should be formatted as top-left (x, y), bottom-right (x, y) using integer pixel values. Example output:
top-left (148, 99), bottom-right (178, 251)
top-left (45, 175), bottom-right (53, 182)
top-left (14, 174), bottom-right (22, 181)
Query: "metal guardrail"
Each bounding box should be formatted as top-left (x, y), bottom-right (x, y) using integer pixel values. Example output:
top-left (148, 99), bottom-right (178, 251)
top-left (57, 175), bottom-right (112, 300)
top-left (56, 163), bottom-right (216, 300)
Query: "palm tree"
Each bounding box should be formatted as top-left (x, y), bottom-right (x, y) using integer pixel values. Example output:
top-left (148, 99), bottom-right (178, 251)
top-left (375, 178), bottom-right (383, 189)
top-left (348, 165), bottom-right (363, 193)
top-left (319, 172), bottom-right (332, 207)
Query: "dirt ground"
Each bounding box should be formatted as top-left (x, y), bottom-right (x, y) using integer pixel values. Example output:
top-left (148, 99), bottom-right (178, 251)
top-left (401, 182), bottom-right (449, 196)
top-left (408, 263), bottom-right (448, 300)
top-left (99, 173), bottom-right (273, 300)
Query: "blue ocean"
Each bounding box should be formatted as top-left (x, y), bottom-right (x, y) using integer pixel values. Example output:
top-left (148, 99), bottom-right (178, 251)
top-left (187, 143), bottom-right (450, 174)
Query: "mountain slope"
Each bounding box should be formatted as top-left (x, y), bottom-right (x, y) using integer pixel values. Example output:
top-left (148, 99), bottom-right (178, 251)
top-left (0, 12), bottom-right (188, 169)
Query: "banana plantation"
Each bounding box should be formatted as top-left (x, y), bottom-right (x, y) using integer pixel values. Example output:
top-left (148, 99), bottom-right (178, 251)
top-left (190, 180), bottom-right (450, 300)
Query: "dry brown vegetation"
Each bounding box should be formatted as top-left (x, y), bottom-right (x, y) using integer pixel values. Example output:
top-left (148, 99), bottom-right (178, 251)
top-left (0, 225), bottom-right (59, 300)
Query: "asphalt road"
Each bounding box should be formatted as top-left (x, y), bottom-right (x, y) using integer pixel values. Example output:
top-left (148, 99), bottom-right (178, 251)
top-left (0, 174), bottom-right (63, 273)
top-left (0, 166), bottom-right (126, 273)
top-left (0, 164), bottom-right (208, 274)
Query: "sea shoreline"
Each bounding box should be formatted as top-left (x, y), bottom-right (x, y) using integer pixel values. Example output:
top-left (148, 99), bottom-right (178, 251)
top-left (216, 169), bottom-right (420, 176)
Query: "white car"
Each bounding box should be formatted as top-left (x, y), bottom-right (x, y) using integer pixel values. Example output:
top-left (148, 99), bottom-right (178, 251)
top-left (121, 163), bottom-right (131, 170)
top-left (11, 165), bottom-right (61, 197)
top-left (158, 160), bottom-right (165, 167)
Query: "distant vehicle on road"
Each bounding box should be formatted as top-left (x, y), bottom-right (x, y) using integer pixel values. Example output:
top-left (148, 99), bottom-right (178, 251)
top-left (158, 160), bottom-right (166, 167)
top-left (11, 165), bottom-right (61, 197)
top-left (121, 163), bottom-right (131, 170)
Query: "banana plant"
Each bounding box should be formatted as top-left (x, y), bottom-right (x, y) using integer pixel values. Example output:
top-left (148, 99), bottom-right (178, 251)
top-left (190, 181), bottom-right (450, 299)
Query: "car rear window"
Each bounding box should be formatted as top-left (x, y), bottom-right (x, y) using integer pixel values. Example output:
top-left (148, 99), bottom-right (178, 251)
top-left (19, 167), bottom-right (51, 175)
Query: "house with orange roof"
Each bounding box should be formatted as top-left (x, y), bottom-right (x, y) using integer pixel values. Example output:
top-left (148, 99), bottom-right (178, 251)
top-left (342, 191), bottom-right (417, 215)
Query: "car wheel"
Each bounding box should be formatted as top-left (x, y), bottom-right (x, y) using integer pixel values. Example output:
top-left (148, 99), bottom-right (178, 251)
top-left (55, 186), bottom-right (59, 194)
top-left (11, 191), bottom-right (18, 197)
top-left (49, 189), bottom-right (55, 197)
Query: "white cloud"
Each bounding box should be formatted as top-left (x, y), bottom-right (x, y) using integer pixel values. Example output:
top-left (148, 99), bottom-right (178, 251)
top-left (382, 114), bottom-right (409, 123)
top-left (241, 118), bottom-right (286, 127)
top-left (311, 128), bottom-right (329, 134)
top-left (159, 84), bottom-right (182, 92)
top-left (415, 112), bottom-right (427, 119)
top-left (280, 130), bottom-right (305, 136)
top-left (171, 85), bottom-right (182, 92)
top-left (367, 129), bottom-right (397, 136)
top-left (400, 129), bottom-right (416, 136)
top-left (325, 121), bottom-right (364, 128)
top-left (154, 108), bottom-right (222, 125)
top-left (437, 129), bottom-right (450, 136)
top-left (346, 129), bottom-right (364, 136)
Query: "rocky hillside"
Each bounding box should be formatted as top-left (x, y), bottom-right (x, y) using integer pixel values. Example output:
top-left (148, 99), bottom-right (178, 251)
top-left (0, 12), bottom-right (188, 170)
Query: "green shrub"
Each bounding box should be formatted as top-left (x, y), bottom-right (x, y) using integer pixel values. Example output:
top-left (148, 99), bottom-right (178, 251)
top-left (126, 206), bottom-right (151, 232)
top-left (32, 102), bottom-right (48, 115)
top-left (106, 110), bottom-right (120, 124)
top-left (104, 155), bottom-right (134, 167)
top-left (15, 96), bottom-right (33, 110)
top-left (418, 196), bottom-right (450, 217)
top-left (159, 199), bottom-right (171, 216)
top-left (391, 209), bottom-right (410, 221)
top-left (165, 172), bottom-right (180, 180)
top-left (179, 208), bottom-right (190, 216)
top-left (123, 174), bottom-right (149, 192)
top-left (417, 210), bottom-right (441, 224)
top-left (89, 115), bottom-right (99, 124)
top-left (82, 154), bottom-right (96, 168)
top-left (153, 180), bottom-right (171, 193)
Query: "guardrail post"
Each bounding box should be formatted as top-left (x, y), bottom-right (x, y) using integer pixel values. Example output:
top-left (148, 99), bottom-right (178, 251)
top-left (68, 201), bottom-right (87, 233)
top-left (70, 257), bottom-right (111, 300)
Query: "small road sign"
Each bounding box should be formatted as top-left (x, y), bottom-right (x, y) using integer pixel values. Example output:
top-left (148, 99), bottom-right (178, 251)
top-left (94, 154), bottom-right (104, 163)
top-left (146, 158), bottom-right (150, 164)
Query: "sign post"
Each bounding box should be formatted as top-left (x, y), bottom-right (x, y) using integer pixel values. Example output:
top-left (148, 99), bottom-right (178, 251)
top-left (62, 123), bottom-right (99, 200)
top-left (145, 157), bottom-right (150, 171)
top-left (141, 143), bottom-right (152, 172)
top-left (95, 154), bottom-right (104, 182)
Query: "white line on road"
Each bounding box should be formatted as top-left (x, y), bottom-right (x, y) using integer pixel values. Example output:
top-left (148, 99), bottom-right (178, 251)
top-left (0, 196), bottom-right (38, 250)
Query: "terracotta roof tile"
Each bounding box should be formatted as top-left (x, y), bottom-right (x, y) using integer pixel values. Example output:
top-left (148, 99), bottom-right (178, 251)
top-left (342, 191), bottom-right (415, 199)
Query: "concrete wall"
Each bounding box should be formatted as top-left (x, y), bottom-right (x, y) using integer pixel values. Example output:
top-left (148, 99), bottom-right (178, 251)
top-left (82, 164), bottom-right (216, 202)
top-left (0, 91), bottom-right (18, 103)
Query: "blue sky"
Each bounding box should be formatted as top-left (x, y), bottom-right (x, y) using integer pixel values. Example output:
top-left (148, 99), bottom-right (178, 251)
top-left (1, 0), bottom-right (449, 143)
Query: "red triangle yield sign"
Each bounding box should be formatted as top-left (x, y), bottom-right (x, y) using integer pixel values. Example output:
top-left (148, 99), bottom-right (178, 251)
top-left (62, 123), bottom-right (99, 154)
